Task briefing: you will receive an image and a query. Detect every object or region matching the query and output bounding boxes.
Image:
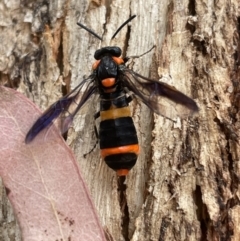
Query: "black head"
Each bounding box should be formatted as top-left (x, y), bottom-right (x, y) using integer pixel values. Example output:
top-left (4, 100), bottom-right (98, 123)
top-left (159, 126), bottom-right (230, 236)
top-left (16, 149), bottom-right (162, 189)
top-left (94, 46), bottom-right (122, 60)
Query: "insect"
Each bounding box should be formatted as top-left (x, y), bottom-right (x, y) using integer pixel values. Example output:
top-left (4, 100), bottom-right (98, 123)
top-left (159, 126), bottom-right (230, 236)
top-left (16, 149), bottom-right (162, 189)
top-left (26, 15), bottom-right (199, 176)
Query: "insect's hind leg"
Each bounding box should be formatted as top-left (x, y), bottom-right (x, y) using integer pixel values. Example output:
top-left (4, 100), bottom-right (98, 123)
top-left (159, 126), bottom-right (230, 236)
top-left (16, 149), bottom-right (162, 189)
top-left (83, 111), bottom-right (100, 158)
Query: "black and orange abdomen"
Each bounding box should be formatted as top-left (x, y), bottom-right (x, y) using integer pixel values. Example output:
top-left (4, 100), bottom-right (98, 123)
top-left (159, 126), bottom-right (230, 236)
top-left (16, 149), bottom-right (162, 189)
top-left (99, 94), bottom-right (139, 176)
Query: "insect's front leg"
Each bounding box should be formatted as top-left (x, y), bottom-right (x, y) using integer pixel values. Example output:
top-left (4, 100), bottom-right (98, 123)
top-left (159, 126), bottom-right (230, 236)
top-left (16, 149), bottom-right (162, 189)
top-left (126, 45), bottom-right (156, 60)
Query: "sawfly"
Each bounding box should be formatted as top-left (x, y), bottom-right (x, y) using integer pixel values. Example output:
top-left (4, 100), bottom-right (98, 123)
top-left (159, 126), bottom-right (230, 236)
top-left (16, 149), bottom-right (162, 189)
top-left (26, 15), bottom-right (199, 176)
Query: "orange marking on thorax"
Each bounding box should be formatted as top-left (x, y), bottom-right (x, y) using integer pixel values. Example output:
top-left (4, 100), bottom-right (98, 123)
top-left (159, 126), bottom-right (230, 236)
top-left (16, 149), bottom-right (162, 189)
top-left (102, 78), bottom-right (116, 87)
top-left (92, 60), bottom-right (100, 70)
top-left (112, 57), bottom-right (124, 65)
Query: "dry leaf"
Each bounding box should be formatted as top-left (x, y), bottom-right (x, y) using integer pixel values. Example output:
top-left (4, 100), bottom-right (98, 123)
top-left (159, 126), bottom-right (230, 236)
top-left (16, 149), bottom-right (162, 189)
top-left (0, 86), bottom-right (106, 241)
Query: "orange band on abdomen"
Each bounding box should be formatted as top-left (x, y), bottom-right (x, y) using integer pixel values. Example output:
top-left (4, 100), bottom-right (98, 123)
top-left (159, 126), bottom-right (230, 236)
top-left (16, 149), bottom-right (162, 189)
top-left (101, 144), bottom-right (140, 158)
top-left (100, 106), bottom-right (131, 121)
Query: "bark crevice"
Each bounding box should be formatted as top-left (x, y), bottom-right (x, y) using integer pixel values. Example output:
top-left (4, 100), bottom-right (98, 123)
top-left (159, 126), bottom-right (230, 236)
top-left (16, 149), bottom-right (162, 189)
top-left (118, 176), bottom-right (130, 241)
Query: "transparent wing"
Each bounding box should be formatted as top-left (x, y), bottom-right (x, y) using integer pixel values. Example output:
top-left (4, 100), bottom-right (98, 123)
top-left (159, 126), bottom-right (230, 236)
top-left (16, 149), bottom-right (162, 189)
top-left (122, 68), bottom-right (199, 121)
top-left (25, 75), bottom-right (97, 143)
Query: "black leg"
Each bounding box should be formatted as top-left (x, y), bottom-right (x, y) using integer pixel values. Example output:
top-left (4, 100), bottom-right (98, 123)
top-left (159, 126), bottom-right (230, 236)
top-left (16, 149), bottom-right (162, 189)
top-left (83, 111), bottom-right (100, 158)
top-left (126, 45), bottom-right (156, 60)
top-left (126, 95), bottom-right (133, 104)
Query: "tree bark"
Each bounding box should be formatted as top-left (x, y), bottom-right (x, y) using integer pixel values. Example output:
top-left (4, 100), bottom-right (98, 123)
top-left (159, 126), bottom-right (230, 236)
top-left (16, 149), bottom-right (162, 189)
top-left (0, 0), bottom-right (239, 240)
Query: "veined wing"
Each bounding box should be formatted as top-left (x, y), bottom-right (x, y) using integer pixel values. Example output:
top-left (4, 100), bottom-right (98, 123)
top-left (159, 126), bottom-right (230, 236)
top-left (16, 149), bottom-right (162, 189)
top-left (122, 68), bottom-right (199, 121)
top-left (25, 74), bottom-right (97, 143)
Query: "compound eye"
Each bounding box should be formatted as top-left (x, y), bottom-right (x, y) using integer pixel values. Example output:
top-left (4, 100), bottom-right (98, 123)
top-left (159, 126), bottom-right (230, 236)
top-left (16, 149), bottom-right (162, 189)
top-left (112, 57), bottom-right (124, 65)
top-left (92, 60), bottom-right (101, 70)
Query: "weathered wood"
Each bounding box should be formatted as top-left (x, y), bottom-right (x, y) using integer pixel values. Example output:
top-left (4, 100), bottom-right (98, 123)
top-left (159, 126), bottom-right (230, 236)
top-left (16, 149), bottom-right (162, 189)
top-left (0, 0), bottom-right (239, 240)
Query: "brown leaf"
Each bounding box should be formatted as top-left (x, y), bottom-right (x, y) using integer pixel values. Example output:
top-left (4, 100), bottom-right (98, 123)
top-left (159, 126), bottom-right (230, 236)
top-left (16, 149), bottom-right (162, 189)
top-left (0, 86), bottom-right (106, 241)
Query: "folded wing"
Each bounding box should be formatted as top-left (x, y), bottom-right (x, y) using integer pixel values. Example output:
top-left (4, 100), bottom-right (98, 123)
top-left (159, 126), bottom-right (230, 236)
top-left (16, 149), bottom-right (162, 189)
top-left (122, 69), bottom-right (199, 121)
top-left (25, 75), bottom-right (96, 143)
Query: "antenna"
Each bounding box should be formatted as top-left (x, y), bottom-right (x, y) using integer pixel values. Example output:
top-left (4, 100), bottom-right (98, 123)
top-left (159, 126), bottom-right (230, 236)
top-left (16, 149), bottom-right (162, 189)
top-left (77, 22), bottom-right (103, 41)
top-left (111, 15), bottom-right (136, 39)
top-left (77, 15), bottom-right (136, 41)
